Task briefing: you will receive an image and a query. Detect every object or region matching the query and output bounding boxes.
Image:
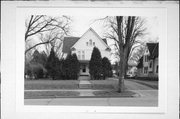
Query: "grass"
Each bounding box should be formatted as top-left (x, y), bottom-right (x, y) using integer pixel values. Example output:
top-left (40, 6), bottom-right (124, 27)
top-left (90, 78), bottom-right (118, 90)
top-left (25, 79), bottom-right (80, 90)
top-left (25, 78), bottom-right (118, 90)
top-left (93, 90), bottom-right (137, 97)
top-left (24, 91), bottom-right (80, 99)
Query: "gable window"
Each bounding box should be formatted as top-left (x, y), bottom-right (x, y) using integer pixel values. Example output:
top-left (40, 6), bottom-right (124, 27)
top-left (89, 39), bottom-right (92, 46)
top-left (144, 55), bottom-right (148, 62)
top-left (93, 42), bottom-right (95, 46)
top-left (82, 51), bottom-right (85, 60)
top-left (144, 56), bottom-right (146, 62)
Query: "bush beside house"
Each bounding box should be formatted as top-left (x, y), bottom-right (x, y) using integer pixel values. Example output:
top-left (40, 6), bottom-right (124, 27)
top-left (89, 47), bottom-right (113, 80)
top-left (25, 50), bottom-right (47, 79)
top-left (102, 57), bottom-right (113, 79)
top-left (46, 48), bottom-right (59, 80)
top-left (25, 48), bottom-right (80, 80)
top-left (89, 47), bottom-right (102, 80)
top-left (62, 53), bottom-right (80, 80)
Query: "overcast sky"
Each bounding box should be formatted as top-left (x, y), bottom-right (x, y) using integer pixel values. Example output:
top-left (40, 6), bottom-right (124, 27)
top-left (69, 16), bottom-right (159, 45)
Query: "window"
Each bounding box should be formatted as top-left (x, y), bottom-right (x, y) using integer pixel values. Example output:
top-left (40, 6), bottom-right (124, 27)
top-left (89, 39), bottom-right (92, 46)
top-left (144, 67), bottom-right (148, 74)
top-left (144, 56), bottom-right (146, 62)
top-left (156, 65), bottom-right (158, 73)
top-left (86, 42), bottom-right (88, 46)
top-left (93, 42), bottom-right (95, 46)
top-left (83, 65), bottom-right (86, 72)
top-left (78, 51), bottom-right (81, 59)
top-left (149, 61), bottom-right (152, 68)
top-left (82, 51), bottom-right (85, 60)
top-left (144, 55), bottom-right (148, 62)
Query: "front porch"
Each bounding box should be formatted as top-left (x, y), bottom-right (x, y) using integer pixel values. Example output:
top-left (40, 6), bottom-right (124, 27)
top-left (79, 60), bottom-right (89, 76)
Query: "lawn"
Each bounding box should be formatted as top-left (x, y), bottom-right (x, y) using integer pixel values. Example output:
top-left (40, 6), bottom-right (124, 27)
top-left (90, 78), bottom-right (118, 90)
top-left (25, 91), bottom-right (80, 99)
top-left (25, 79), bottom-right (80, 90)
top-left (25, 78), bottom-right (119, 90)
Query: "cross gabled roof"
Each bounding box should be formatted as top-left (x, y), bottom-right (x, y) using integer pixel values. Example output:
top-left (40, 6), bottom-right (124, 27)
top-left (62, 28), bottom-right (108, 54)
top-left (146, 43), bottom-right (159, 59)
top-left (62, 37), bottom-right (80, 53)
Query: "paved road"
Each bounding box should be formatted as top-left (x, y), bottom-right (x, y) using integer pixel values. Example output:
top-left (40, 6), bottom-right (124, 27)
top-left (25, 79), bottom-right (158, 106)
top-left (125, 79), bottom-right (156, 90)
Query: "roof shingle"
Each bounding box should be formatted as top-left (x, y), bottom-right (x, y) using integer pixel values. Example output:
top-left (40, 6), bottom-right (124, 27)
top-left (62, 37), bottom-right (80, 53)
top-left (146, 43), bottom-right (159, 59)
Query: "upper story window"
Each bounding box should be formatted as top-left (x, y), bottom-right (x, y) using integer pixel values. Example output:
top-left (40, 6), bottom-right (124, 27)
top-left (86, 42), bottom-right (88, 46)
top-left (82, 51), bottom-right (85, 60)
top-left (144, 67), bottom-right (148, 74)
top-left (149, 61), bottom-right (152, 68)
top-left (78, 51), bottom-right (81, 59)
top-left (93, 42), bottom-right (95, 46)
top-left (144, 55), bottom-right (148, 62)
top-left (89, 39), bottom-right (92, 46)
top-left (156, 65), bottom-right (158, 73)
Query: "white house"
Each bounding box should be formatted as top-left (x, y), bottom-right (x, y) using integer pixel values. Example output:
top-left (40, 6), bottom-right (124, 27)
top-left (62, 28), bottom-right (111, 76)
top-left (137, 43), bottom-right (158, 78)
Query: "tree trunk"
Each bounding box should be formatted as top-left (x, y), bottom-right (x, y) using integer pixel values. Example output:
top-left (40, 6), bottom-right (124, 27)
top-left (123, 46), bottom-right (129, 79)
top-left (118, 46), bottom-right (124, 93)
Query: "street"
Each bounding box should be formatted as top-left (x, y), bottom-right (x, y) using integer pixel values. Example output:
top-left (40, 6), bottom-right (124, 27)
top-left (24, 79), bottom-right (158, 106)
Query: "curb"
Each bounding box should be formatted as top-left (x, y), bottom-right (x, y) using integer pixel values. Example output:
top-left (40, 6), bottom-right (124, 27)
top-left (129, 80), bottom-right (158, 89)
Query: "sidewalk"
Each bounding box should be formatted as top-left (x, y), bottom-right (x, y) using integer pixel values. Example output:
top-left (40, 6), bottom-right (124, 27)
top-left (25, 90), bottom-right (158, 106)
top-left (78, 76), bottom-right (94, 96)
top-left (128, 79), bottom-right (158, 89)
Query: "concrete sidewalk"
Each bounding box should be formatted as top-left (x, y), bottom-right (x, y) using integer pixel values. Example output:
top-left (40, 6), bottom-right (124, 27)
top-left (24, 90), bottom-right (158, 106)
top-left (78, 76), bottom-right (93, 95)
top-left (128, 79), bottom-right (158, 89)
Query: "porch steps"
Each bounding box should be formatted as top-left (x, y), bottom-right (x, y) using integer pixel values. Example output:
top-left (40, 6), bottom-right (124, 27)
top-left (79, 80), bottom-right (92, 89)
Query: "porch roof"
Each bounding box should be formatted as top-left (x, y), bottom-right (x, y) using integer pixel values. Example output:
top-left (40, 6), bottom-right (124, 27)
top-left (79, 60), bottom-right (89, 63)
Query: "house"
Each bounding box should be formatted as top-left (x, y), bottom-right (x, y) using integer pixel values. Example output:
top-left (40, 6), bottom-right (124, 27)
top-left (126, 66), bottom-right (137, 78)
top-left (62, 28), bottom-right (111, 76)
top-left (137, 43), bottom-right (159, 78)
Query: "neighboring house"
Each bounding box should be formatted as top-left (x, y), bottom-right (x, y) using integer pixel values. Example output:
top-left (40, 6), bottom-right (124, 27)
top-left (127, 66), bottom-right (137, 77)
top-left (62, 28), bottom-right (111, 76)
top-left (137, 43), bottom-right (159, 78)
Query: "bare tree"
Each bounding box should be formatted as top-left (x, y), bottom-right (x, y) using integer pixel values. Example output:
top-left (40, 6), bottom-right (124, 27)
top-left (25, 15), bottom-right (71, 55)
top-left (104, 16), bottom-right (146, 92)
top-left (128, 44), bottom-right (146, 65)
top-left (38, 28), bottom-right (64, 58)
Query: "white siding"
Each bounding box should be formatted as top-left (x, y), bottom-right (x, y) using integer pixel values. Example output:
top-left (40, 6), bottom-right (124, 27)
top-left (148, 60), bottom-right (153, 72)
top-left (72, 49), bottom-right (110, 60)
top-left (71, 29), bottom-right (111, 60)
top-left (153, 57), bottom-right (158, 76)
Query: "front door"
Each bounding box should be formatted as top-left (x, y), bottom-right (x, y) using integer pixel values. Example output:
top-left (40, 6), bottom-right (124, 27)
top-left (80, 64), bottom-right (89, 76)
top-left (82, 65), bottom-right (86, 73)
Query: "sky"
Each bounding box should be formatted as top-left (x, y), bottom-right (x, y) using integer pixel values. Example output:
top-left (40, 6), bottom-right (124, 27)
top-left (69, 16), bottom-right (160, 44)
